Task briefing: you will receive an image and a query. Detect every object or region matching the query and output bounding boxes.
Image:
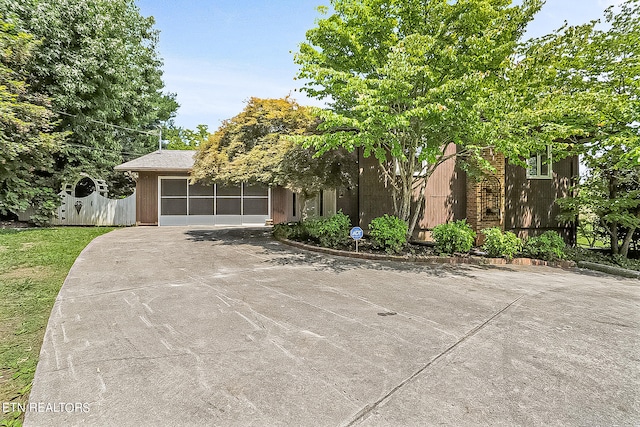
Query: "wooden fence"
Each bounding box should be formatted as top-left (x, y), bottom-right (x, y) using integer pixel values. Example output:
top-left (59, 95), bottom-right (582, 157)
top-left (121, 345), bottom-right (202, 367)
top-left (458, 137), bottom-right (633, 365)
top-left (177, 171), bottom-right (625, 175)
top-left (51, 190), bottom-right (136, 226)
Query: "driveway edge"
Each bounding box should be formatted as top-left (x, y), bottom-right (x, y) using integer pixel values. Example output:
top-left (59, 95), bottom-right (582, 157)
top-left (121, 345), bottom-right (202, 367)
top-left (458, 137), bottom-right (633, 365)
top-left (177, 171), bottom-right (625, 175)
top-left (275, 236), bottom-right (577, 269)
top-left (577, 261), bottom-right (640, 280)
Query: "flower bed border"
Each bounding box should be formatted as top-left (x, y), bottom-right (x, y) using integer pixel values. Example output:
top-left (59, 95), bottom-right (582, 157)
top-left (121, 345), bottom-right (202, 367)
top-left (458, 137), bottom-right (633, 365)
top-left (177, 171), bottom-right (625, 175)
top-left (275, 236), bottom-right (577, 269)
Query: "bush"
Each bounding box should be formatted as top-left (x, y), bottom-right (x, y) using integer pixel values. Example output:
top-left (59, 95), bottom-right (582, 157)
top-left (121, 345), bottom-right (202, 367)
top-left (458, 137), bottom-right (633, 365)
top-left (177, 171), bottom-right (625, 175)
top-left (303, 217), bottom-right (324, 241)
top-left (304, 211), bottom-right (351, 249)
top-left (431, 220), bottom-right (476, 255)
top-left (273, 222), bottom-right (308, 241)
top-left (482, 227), bottom-right (523, 260)
top-left (317, 211), bottom-right (352, 248)
top-left (369, 214), bottom-right (408, 254)
top-left (523, 230), bottom-right (567, 261)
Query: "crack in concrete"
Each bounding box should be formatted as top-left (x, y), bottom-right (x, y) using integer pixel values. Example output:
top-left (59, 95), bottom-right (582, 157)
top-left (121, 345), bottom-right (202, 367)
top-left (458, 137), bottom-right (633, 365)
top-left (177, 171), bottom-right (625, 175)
top-left (342, 294), bottom-right (526, 427)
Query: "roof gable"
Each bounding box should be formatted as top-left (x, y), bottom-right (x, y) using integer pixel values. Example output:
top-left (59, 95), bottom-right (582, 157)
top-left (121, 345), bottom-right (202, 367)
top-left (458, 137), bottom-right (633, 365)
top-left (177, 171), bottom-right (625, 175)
top-left (115, 150), bottom-right (197, 172)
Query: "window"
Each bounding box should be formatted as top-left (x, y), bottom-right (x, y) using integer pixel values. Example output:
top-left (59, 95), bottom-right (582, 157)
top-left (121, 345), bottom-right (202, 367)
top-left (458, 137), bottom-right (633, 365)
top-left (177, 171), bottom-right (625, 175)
top-left (526, 146), bottom-right (553, 179)
top-left (292, 193), bottom-right (297, 217)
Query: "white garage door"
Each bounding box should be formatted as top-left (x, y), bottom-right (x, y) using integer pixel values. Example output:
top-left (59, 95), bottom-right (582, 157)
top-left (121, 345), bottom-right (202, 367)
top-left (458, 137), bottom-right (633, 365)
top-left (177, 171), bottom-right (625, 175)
top-left (158, 177), bottom-right (270, 226)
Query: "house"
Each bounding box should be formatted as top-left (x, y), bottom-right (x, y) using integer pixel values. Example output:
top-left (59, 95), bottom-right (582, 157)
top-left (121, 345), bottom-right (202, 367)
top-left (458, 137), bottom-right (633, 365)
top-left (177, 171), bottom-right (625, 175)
top-left (356, 146), bottom-right (578, 242)
top-left (115, 150), bottom-right (325, 226)
top-left (115, 147), bottom-right (577, 242)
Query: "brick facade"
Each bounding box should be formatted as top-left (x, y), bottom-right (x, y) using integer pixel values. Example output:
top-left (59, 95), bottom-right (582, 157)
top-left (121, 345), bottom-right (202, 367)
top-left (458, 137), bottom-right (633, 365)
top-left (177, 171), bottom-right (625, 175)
top-left (466, 149), bottom-right (506, 238)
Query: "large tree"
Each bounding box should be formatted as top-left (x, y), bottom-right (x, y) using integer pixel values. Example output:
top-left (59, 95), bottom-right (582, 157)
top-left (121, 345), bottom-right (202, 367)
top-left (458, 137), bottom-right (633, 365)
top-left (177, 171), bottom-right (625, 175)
top-left (295, 0), bottom-right (542, 236)
top-left (162, 124), bottom-right (210, 150)
top-left (192, 97), bottom-right (357, 208)
top-left (0, 19), bottom-right (66, 224)
top-left (499, 0), bottom-right (640, 257)
top-left (1, 0), bottom-right (178, 198)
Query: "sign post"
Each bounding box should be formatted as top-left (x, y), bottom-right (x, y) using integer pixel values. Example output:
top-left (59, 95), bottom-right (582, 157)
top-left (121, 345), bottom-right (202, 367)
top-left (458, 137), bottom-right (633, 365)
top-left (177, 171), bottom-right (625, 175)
top-left (350, 226), bottom-right (364, 253)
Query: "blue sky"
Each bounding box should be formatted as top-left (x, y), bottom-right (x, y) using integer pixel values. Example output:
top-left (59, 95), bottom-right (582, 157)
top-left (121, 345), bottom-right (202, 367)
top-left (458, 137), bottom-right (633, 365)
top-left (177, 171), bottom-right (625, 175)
top-left (135, 0), bottom-right (625, 132)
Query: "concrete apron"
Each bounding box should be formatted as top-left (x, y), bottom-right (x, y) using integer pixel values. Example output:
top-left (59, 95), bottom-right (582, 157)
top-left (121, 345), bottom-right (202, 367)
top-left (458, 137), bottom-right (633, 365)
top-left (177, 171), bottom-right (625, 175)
top-left (25, 227), bottom-right (640, 426)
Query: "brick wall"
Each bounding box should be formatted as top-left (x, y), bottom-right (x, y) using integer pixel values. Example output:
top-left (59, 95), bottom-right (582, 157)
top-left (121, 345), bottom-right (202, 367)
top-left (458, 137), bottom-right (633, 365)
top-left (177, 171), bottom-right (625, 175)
top-left (466, 149), bottom-right (506, 238)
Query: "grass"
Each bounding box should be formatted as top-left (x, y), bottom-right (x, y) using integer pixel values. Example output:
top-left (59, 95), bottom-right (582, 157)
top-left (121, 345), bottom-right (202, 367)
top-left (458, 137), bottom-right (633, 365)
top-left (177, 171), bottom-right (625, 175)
top-left (0, 227), bottom-right (114, 426)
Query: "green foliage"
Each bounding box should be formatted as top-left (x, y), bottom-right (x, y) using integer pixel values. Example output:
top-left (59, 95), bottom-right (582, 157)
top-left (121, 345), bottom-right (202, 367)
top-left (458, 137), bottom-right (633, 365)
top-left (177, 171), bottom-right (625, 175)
top-left (482, 227), bottom-right (523, 260)
top-left (369, 214), bottom-right (408, 254)
top-left (192, 97), bottom-right (357, 196)
top-left (431, 220), bottom-right (476, 255)
top-left (566, 247), bottom-right (640, 272)
top-left (497, 0), bottom-right (640, 258)
top-left (295, 0), bottom-right (542, 236)
top-left (163, 124), bottom-right (209, 150)
top-left (305, 211), bottom-right (352, 249)
top-left (1, 0), bottom-right (178, 199)
top-left (523, 231), bottom-right (567, 261)
top-left (0, 19), bottom-right (66, 224)
top-left (557, 147), bottom-right (640, 258)
top-left (273, 222), bottom-right (308, 241)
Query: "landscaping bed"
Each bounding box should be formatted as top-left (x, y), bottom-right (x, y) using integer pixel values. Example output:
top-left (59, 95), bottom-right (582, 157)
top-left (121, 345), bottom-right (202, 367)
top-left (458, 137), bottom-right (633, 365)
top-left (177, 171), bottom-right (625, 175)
top-left (274, 215), bottom-right (575, 268)
top-left (566, 247), bottom-right (640, 273)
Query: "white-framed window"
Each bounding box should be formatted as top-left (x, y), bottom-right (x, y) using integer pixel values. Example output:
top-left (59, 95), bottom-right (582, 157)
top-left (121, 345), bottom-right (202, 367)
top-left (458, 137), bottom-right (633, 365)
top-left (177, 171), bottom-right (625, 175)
top-left (526, 146), bottom-right (553, 179)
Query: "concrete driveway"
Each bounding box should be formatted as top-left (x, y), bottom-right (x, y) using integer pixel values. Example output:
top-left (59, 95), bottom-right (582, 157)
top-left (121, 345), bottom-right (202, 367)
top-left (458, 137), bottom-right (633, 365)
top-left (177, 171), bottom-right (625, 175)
top-left (25, 227), bottom-right (639, 426)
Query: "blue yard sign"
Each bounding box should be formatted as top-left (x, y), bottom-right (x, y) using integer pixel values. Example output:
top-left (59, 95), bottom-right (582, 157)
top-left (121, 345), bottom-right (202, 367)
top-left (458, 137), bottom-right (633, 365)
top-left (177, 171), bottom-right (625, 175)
top-left (350, 227), bottom-right (363, 252)
top-left (350, 227), bottom-right (363, 240)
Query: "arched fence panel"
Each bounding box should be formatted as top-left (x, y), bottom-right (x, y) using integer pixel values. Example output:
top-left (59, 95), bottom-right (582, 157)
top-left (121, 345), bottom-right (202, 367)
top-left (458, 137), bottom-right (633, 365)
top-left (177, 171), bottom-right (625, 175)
top-left (51, 190), bottom-right (136, 226)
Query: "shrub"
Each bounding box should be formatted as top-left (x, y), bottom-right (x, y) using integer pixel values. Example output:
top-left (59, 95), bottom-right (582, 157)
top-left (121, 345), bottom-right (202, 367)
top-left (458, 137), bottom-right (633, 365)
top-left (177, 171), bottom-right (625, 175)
top-left (317, 211), bottom-right (352, 248)
top-left (303, 217), bottom-right (324, 241)
top-left (523, 230), bottom-right (567, 261)
top-left (482, 227), bottom-right (523, 260)
top-left (369, 214), bottom-right (408, 254)
top-left (273, 222), bottom-right (308, 241)
top-left (431, 220), bottom-right (476, 255)
top-left (303, 211), bottom-right (351, 248)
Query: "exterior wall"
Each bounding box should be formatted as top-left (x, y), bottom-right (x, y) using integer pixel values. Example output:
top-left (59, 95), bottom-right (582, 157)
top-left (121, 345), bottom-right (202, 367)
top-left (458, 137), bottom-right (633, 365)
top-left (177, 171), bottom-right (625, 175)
top-left (505, 156), bottom-right (578, 243)
top-left (358, 145), bottom-right (466, 238)
top-left (336, 187), bottom-right (359, 227)
top-left (466, 149), bottom-right (506, 235)
top-left (136, 171), bottom-right (188, 225)
top-left (358, 150), bottom-right (394, 230)
top-left (419, 145), bottom-right (467, 230)
top-left (272, 187), bottom-right (357, 225)
top-left (271, 187), bottom-right (289, 224)
top-left (270, 187), bottom-right (303, 224)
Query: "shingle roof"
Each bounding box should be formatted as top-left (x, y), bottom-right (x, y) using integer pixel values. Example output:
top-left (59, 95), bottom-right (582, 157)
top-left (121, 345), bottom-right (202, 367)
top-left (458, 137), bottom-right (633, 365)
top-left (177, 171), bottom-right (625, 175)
top-left (114, 150), bottom-right (197, 172)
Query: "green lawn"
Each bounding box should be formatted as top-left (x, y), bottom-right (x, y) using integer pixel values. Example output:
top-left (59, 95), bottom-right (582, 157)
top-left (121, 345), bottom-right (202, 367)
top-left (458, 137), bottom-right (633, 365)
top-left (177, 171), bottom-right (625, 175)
top-left (0, 227), bottom-right (114, 426)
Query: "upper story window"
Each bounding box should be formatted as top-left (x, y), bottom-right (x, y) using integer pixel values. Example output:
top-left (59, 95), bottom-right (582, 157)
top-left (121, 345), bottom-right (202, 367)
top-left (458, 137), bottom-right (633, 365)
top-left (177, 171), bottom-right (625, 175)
top-left (526, 146), bottom-right (553, 179)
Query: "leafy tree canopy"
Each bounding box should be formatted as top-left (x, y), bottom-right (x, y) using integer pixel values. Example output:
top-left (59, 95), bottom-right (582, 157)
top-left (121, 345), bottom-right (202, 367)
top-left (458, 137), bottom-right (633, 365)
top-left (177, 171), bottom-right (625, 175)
top-left (0, 19), bottom-right (66, 224)
top-left (192, 97), bottom-right (357, 196)
top-left (295, 0), bottom-right (542, 235)
top-left (1, 0), bottom-right (178, 199)
top-left (518, 0), bottom-right (640, 257)
top-left (163, 124), bottom-right (210, 150)
top-left (489, 0), bottom-right (640, 166)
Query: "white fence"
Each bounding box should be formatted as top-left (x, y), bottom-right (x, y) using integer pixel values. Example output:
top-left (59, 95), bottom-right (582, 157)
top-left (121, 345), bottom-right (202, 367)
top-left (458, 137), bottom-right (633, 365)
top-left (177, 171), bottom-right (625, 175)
top-left (51, 190), bottom-right (136, 226)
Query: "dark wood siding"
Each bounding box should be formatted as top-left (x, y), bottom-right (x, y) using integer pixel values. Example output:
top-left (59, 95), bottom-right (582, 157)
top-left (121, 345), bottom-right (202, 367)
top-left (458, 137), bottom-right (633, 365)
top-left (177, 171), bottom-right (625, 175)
top-left (358, 146), bottom-right (466, 233)
top-left (358, 150), bottom-right (394, 229)
top-left (505, 156), bottom-right (577, 241)
top-left (271, 187), bottom-right (288, 224)
top-left (336, 187), bottom-right (358, 226)
top-left (136, 172), bottom-right (159, 225)
top-left (419, 145), bottom-right (467, 229)
top-left (136, 172), bottom-right (189, 225)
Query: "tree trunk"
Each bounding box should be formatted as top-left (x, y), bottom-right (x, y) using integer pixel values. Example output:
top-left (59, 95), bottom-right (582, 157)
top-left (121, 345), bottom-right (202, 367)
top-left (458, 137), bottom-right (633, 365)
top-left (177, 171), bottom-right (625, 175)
top-left (620, 226), bottom-right (636, 259)
top-left (611, 222), bottom-right (619, 255)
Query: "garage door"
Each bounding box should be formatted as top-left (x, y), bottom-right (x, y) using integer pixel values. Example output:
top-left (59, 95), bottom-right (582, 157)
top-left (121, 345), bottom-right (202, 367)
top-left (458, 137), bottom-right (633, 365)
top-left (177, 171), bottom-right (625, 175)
top-left (158, 177), bottom-right (270, 226)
